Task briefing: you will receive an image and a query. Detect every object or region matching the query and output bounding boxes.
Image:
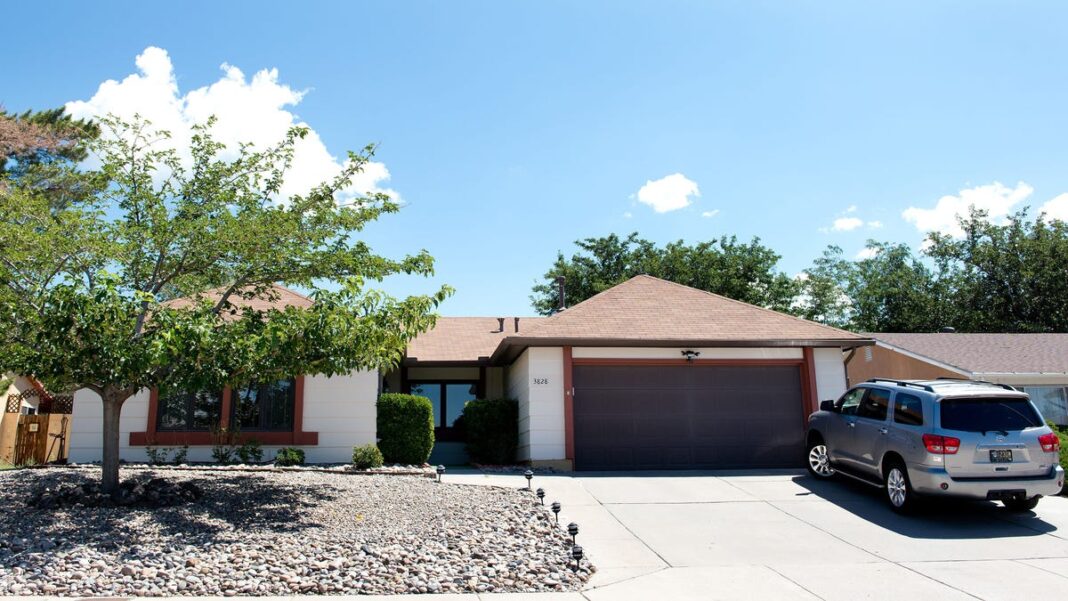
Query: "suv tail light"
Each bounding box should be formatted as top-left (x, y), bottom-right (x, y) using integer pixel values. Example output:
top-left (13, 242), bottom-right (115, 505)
top-left (923, 434), bottom-right (961, 454)
top-left (1039, 432), bottom-right (1061, 453)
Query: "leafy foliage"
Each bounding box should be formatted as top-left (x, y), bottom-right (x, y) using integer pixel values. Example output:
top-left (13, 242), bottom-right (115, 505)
top-left (376, 393), bottom-right (434, 465)
top-left (351, 444), bottom-right (385, 470)
top-left (274, 447), bottom-right (305, 466)
top-left (531, 233), bottom-right (799, 314)
top-left (237, 439), bottom-right (264, 464)
top-left (0, 113), bottom-right (449, 491)
top-left (461, 399), bottom-right (519, 465)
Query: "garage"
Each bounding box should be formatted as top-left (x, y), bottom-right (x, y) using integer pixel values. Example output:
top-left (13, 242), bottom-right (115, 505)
top-left (573, 363), bottom-right (805, 470)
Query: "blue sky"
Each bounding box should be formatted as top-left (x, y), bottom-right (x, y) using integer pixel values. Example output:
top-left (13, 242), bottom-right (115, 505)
top-left (5, 1), bottom-right (1068, 315)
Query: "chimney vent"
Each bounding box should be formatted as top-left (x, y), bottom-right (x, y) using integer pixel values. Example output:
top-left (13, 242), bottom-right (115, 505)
top-left (556, 275), bottom-right (567, 313)
top-left (940, 326), bottom-right (956, 333)
top-left (496, 317), bottom-right (505, 333)
top-left (514, 317), bottom-right (520, 332)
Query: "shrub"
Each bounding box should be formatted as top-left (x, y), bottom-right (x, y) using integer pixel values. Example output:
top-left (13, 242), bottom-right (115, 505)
top-left (376, 393), bottom-right (434, 464)
top-left (1052, 423), bottom-right (1068, 496)
top-left (462, 399), bottom-right (519, 465)
top-left (275, 447), bottom-right (305, 466)
top-left (145, 446), bottom-right (168, 465)
top-left (237, 439), bottom-right (263, 464)
top-left (172, 446), bottom-right (188, 465)
top-left (352, 444), bottom-right (385, 470)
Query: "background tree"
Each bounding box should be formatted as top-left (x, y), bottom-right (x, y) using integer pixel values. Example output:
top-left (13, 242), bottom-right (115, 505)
top-left (531, 233), bottom-right (799, 314)
top-left (0, 114), bottom-right (449, 493)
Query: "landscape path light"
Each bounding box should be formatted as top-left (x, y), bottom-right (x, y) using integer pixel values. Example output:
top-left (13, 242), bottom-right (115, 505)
top-left (551, 501), bottom-right (561, 525)
top-left (536, 487), bottom-right (545, 505)
top-left (570, 545), bottom-right (584, 572)
top-left (567, 522), bottom-right (579, 545)
top-left (436, 465), bottom-right (445, 483)
top-left (524, 469), bottom-right (534, 490)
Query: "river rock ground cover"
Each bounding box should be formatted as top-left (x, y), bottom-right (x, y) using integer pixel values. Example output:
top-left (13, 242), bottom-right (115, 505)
top-left (0, 467), bottom-right (592, 596)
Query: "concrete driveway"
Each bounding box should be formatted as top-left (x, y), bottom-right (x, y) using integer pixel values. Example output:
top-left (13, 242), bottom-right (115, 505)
top-left (449, 469), bottom-right (1068, 601)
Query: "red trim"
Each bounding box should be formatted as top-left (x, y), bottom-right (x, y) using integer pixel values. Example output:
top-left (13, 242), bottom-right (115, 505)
top-left (563, 346), bottom-right (574, 461)
top-left (130, 375), bottom-right (317, 446)
top-left (802, 347), bottom-right (819, 419)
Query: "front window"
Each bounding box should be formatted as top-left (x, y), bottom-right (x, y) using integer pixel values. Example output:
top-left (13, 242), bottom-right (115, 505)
top-left (857, 388), bottom-right (890, 422)
top-left (1021, 386), bottom-right (1068, 425)
top-left (940, 397), bottom-right (1043, 433)
top-left (837, 388), bottom-right (866, 416)
top-left (157, 389), bottom-right (222, 431)
top-left (408, 381), bottom-right (478, 435)
top-left (231, 379), bottom-right (296, 431)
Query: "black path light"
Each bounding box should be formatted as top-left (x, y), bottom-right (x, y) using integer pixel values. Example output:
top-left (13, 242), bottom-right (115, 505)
top-left (436, 465), bottom-right (445, 483)
top-left (524, 469), bottom-right (534, 490)
top-left (570, 545), bottom-right (584, 572)
top-left (567, 522), bottom-right (579, 545)
top-left (536, 487), bottom-right (545, 505)
top-left (551, 501), bottom-right (561, 525)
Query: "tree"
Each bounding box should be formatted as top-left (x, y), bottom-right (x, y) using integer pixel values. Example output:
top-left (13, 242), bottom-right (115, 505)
top-left (0, 115), bottom-right (449, 493)
top-left (530, 233), bottom-right (799, 314)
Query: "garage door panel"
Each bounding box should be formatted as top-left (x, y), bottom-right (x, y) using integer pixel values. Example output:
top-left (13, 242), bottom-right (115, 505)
top-left (574, 364), bottom-right (805, 470)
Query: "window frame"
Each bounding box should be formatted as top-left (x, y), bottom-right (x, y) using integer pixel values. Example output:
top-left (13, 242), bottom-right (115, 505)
top-left (836, 387), bottom-right (867, 416)
top-left (406, 379), bottom-right (481, 442)
top-left (155, 389), bottom-right (224, 432)
top-left (892, 392), bottom-right (925, 427)
top-left (856, 387), bottom-right (891, 422)
top-left (230, 378), bottom-right (298, 433)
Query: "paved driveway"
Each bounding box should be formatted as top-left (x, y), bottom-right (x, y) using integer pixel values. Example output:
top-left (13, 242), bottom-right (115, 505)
top-left (450, 469), bottom-right (1068, 601)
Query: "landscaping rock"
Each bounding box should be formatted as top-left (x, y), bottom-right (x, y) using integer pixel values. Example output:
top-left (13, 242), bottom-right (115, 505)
top-left (0, 467), bottom-right (592, 596)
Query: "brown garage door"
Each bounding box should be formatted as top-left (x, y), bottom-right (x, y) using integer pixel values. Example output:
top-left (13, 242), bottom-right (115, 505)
top-left (573, 364), bottom-right (805, 470)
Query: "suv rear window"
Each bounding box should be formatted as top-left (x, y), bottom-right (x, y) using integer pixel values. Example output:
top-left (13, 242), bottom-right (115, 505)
top-left (939, 397), bottom-right (1043, 432)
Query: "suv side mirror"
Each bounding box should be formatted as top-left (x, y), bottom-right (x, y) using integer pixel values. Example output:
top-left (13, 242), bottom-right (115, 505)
top-left (820, 400), bottom-right (836, 412)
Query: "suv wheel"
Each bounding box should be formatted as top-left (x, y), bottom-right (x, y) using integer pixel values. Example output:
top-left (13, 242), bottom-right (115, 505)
top-left (884, 462), bottom-right (919, 513)
top-left (1002, 496), bottom-right (1040, 512)
top-left (806, 439), bottom-right (835, 479)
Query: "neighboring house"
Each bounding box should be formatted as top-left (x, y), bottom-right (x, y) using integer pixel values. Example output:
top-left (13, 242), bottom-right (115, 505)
top-left (69, 275), bottom-right (871, 469)
top-left (848, 333), bottom-right (1068, 426)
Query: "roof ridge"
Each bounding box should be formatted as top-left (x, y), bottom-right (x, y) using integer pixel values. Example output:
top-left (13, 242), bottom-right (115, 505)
top-left (627, 274), bottom-right (864, 339)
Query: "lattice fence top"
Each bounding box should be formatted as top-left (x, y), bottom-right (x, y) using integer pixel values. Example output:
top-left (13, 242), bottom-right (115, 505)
top-left (5, 389), bottom-right (74, 414)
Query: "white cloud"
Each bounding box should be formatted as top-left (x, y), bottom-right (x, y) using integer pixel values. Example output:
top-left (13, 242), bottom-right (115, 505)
top-left (902, 181), bottom-right (1033, 237)
top-left (701, 209), bottom-right (720, 218)
top-left (1039, 193), bottom-right (1068, 223)
top-left (832, 217), bottom-right (864, 231)
top-left (65, 47), bottom-right (393, 205)
top-left (866, 220), bottom-right (883, 229)
top-left (635, 173), bottom-right (700, 213)
top-left (845, 204), bottom-right (858, 213)
top-left (622, 211), bottom-right (633, 219)
top-left (855, 247), bottom-right (880, 260)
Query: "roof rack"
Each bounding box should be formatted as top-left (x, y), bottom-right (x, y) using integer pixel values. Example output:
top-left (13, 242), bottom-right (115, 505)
top-left (865, 378), bottom-right (934, 392)
top-left (933, 377), bottom-right (1018, 392)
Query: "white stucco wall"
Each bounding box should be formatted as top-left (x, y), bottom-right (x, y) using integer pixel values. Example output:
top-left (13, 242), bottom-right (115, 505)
top-left (571, 347), bottom-right (803, 360)
top-left (813, 347), bottom-right (848, 403)
top-left (507, 347), bottom-right (566, 462)
top-left (67, 370), bottom-right (379, 464)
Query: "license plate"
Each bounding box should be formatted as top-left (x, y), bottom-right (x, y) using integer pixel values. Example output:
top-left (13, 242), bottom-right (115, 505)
top-left (989, 449), bottom-right (1013, 463)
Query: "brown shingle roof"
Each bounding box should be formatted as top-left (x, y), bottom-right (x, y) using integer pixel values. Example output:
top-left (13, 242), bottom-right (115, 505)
top-left (873, 333), bottom-right (1068, 374)
top-left (162, 284), bottom-right (313, 313)
top-left (490, 275), bottom-right (868, 361)
top-left (406, 317), bottom-right (546, 363)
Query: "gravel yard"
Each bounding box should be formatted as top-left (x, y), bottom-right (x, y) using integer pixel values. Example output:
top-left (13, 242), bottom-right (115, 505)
top-left (0, 468), bottom-right (592, 596)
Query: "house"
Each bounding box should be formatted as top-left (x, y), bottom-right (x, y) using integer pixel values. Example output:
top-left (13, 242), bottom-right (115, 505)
top-left (2, 376), bottom-right (75, 465)
top-left (848, 333), bottom-right (1068, 425)
top-left (67, 275), bottom-right (872, 469)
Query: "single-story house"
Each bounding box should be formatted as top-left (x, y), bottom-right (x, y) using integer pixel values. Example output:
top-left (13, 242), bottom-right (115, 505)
top-left (68, 275), bottom-right (872, 470)
top-left (848, 333), bottom-right (1068, 425)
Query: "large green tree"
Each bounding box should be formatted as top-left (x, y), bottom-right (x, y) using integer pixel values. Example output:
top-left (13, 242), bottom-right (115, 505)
top-left (0, 114), bottom-right (449, 492)
top-left (531, 232), bottom-right (799, 314)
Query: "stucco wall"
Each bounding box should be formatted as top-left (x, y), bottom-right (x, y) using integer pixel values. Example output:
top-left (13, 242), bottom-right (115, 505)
top-left (508, 347), bottom-right (566, 462)
top-left (67, 371), bottom-right (379, 464)
top-left (813, 347), bottom-right (848, 403)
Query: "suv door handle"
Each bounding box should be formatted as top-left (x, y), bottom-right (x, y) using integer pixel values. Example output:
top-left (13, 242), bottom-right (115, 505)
top-left (879, 427), bottom-right (888, 435)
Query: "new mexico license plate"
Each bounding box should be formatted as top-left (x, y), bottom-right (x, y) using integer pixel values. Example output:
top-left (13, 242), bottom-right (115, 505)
top-left (989, 449), bottom-right (1013, 463)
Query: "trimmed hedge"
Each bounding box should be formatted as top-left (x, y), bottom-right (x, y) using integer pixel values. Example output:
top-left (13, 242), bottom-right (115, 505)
top-left (352, 444), bottom-right (385, 470)
top-left (377, 393), bottom-right (435, 464)
top-left (462, 399), bottom-right (519, 465)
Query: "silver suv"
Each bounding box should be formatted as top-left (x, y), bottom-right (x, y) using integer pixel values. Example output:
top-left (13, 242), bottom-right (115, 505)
top-left (806, 378), bottom-right (1064, 513)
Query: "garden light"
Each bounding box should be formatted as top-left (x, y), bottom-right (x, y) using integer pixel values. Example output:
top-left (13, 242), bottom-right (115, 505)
top-left (551, 501), bottom-right (561, 524)
top-left (524, 469), bottom-right (533, 490)
top-left (536, 487), bottom-right (545, 505)
top-left (567, 522), bottom-right (579, 545)
top-left (436, 465), bottom-right (445, 483)
top-left (570, 545), bottom-right (584, 571)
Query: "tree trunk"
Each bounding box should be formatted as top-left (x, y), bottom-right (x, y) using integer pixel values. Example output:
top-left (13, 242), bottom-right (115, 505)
top-left (100, 392), bottom-right (128, 495)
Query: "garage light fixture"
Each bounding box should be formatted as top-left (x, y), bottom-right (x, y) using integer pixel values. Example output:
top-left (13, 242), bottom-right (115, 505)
top-left (536, 487), bottom-right (545, 505)
top-left (681, 349), bottom-right (701, 362)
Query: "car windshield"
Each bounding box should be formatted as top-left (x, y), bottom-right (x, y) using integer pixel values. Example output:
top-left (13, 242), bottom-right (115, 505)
top-left (939, 397), bottom-right (1043, 433)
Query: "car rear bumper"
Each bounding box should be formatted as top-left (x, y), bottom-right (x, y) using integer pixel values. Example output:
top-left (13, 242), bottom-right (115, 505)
top-left (908, 464), bottom-right (1064, 499)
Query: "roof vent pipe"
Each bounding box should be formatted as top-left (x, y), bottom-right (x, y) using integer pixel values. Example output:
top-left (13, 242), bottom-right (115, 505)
top-left (556, 275), bottom-right (567, 312)
top-left (497, 317), bottom-right (505, 333)
top-left (514, 317), bottom-right (520, 333)
top-left (940, 326), bottom-right (956, 333)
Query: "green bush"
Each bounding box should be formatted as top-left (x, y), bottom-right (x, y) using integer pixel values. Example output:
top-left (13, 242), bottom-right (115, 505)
top-left (352, 444), bottom-right (385, 470)
top-left (462, 399), bottom-right (519, 465)
top-left (1052, 423), bottom-right (1068, 496)
top-left (377, 393), bottom-right (435, 464)
top-left (275, 447), bottom-right (305, 466)
top-left (237, 439), bottom-right (263, 464)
